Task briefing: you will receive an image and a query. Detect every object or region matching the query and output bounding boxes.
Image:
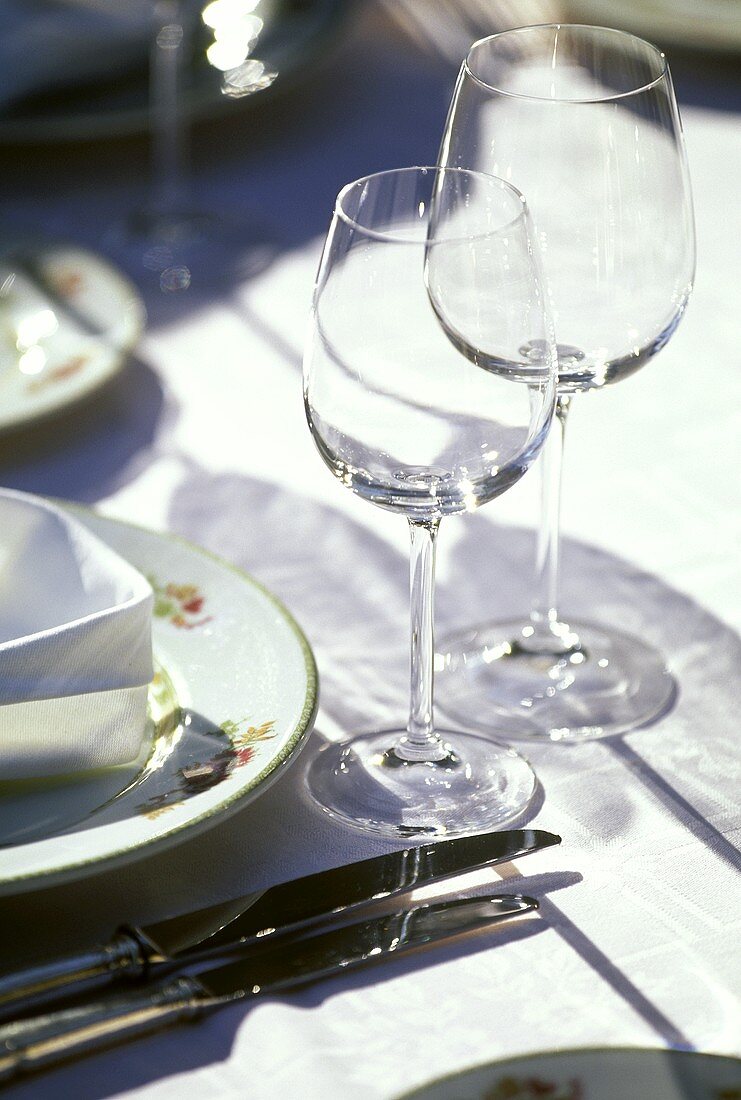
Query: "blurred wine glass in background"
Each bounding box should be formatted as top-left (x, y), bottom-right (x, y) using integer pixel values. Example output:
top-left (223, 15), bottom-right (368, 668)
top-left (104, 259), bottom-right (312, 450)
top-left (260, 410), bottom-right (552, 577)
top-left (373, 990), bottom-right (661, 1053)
top-left (105, 0), bottom-right (278, 295)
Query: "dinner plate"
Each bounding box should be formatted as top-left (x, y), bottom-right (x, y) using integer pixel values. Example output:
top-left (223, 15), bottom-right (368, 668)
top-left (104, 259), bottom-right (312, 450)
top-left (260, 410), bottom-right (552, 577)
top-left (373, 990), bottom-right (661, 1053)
top-left (0, 510), bottom-right (318, 893)
top-left (0, 242), bottom-right (144, 434)
top-left (400, 1047), bottom-right (741, 1099)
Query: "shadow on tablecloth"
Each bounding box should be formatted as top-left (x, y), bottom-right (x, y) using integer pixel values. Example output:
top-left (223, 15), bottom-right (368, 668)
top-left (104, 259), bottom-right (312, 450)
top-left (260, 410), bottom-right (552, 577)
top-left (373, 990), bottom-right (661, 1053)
top-left (163, 462), bottom-right (740, 864)
top-left (0, 466), bottom-right (737, 1097)
top-left (0, 353), bottom-right (172, 502)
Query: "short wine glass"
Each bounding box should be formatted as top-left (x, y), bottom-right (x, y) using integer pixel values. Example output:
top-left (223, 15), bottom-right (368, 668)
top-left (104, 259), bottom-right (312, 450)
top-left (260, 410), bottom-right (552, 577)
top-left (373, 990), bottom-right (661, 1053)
top-left (303, 166), bottom-right (557, 838)
top-left (437, 25), bottom-right (696, 742)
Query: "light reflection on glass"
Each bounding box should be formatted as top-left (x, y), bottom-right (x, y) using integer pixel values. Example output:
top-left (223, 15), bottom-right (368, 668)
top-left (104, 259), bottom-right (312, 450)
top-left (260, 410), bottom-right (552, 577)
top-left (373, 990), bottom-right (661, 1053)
top-left (201, 0), bottom-right (278, 97)
top-left (206, 15), bottom-right (263, 71)
top-left (222, 57), bottom-right (277, 97)
top-left (6, 305), bottom-right (60, 377)
top-left (18, 345), bottom-right (46, 376)
top-left (16, 308), bottom-right (58, 349)
top-left (202, 0), bottom-right (262, 27)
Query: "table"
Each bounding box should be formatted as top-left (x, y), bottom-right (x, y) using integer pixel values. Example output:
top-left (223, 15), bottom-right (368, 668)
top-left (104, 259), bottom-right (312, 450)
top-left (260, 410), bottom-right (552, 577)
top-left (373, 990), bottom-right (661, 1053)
top-left (0, 9), bottom-right (739, 1097)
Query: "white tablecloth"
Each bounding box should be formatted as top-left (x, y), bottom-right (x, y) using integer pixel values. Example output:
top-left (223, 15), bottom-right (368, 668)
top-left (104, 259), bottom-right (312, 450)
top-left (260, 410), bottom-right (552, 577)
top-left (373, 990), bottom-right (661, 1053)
top-left (0, 13), bottom-right (739, 1098)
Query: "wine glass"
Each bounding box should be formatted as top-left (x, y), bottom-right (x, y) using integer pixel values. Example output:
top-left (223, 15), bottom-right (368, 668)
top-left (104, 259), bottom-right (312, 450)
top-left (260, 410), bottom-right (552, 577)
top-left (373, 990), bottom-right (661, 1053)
top-left (437, 25), bottom-right (696, 742)
top-left (303, 166), bottom-right (557, 838)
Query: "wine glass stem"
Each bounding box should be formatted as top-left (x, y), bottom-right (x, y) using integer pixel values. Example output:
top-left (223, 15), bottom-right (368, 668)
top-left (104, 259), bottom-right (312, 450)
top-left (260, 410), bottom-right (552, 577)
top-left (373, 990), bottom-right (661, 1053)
top-left (150, 0), bottom-right (189, 216)
top-left (395, 517), bottom-right (447, 763)
top-left (531, 392), bottom-right (572, 632)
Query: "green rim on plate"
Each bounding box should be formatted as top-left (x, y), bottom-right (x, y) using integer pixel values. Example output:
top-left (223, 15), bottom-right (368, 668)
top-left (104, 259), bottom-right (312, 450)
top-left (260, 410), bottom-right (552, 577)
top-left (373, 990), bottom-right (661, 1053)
top-left (0, 507), bottom-right (318, 892)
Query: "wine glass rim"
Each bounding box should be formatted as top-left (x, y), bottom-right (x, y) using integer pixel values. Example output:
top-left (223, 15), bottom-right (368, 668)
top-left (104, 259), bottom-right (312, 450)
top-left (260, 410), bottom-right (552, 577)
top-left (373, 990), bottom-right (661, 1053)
top-left (334, 166), bottom-right (529, 244)
top-left (464, 23), bottom-right (669, 104)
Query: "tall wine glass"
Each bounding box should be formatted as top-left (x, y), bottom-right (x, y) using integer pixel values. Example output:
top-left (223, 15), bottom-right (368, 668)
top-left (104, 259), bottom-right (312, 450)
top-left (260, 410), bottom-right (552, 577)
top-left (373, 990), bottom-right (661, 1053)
top-left (437, 25), bottom-right (696, 742)
top-left (303, 166), bottom-right (557, 838)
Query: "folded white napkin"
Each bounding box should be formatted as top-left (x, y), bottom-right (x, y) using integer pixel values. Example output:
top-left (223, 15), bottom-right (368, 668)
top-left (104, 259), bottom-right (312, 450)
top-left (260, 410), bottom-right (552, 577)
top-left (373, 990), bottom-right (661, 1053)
top-left (0, 489), bottom-right (153, 779)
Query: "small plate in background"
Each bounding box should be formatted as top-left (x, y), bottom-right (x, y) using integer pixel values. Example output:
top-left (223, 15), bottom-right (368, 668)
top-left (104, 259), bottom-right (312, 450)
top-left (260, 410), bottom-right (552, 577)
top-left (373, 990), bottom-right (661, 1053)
top-left (400, 1047), bottom-right (741, 1099)
top-left (0, 243), bottom-right (145, 433)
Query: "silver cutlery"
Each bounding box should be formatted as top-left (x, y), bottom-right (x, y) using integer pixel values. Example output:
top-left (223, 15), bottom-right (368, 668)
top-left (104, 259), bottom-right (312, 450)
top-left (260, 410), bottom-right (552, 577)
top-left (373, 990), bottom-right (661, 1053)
top-left (0, 892), bottom-right (539, 1083)
top-left (0, 828), bottom-right (559, 1017)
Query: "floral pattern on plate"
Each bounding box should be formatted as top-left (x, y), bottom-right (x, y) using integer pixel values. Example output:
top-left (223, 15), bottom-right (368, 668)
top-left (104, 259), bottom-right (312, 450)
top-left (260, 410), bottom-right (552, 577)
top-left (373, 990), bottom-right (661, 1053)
top-left (149, 576), bottom-right (213, 630)
top-left (484, 1078), bottom-right (581, 1099)
top-left (26, 353), bottom-right (90, 392)
top-left (137, 717), bottom-right (276, 819)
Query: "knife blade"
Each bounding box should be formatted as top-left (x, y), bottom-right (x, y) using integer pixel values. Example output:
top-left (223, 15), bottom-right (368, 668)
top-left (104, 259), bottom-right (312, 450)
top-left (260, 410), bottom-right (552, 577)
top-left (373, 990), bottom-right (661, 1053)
top-left (0, 829), bottom-right (559, 1017)
top-left (0, 892), bottom-right (538, 1083)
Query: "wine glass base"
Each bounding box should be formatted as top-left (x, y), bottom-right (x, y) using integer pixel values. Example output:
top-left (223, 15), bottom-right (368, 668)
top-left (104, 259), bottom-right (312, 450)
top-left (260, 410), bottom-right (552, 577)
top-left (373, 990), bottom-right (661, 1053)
top-left (305, 729), bottom-right (536, 839)
top-left (104, 207), bottom-right (276, 293)
top-left (437, 618), bottom-right (676, 743)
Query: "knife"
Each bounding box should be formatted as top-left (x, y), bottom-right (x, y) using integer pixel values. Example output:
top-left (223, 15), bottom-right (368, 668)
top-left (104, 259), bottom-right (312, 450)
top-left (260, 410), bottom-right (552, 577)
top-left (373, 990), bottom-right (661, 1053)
top-left (0, 892), bottom-right (538, 1083)
top-left (0, 829), bottom-right (559, 1016)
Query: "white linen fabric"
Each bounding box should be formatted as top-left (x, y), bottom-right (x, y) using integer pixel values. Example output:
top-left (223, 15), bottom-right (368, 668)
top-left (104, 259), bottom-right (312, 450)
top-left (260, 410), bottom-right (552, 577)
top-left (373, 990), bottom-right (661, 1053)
top-left (0, 489), bottom-right (153, 778)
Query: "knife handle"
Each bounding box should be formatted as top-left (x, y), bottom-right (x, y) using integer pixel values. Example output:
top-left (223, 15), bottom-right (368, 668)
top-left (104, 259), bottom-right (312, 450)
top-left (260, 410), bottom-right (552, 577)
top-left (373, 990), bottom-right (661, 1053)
top-left (0, 932), bottom-right (148, 1018)
top-left (0, 892), bottom-right (540, 1082)
top-left (0, 976), bottom-right (225, 1084)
